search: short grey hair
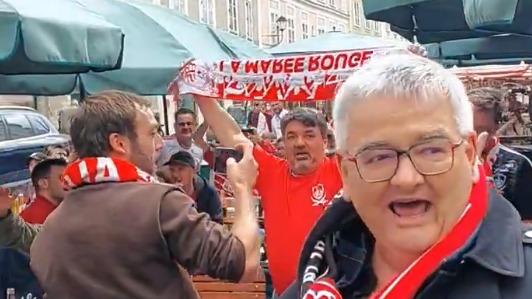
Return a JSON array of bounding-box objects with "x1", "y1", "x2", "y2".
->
[{"x1": 333, "y1": 54, "x2": 473, "y2": 153}]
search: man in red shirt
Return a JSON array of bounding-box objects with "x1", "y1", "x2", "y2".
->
[
  {"x1": 20, "y1": 159, "x2": 67, "y2": 224},
  {"x1": 186, "y1": 95, "x2": 342, "y2": 295}
]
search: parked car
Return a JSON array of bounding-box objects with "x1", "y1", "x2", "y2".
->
[{"x1": 0, "y1": 106, "x2": 70, "y2": 188}]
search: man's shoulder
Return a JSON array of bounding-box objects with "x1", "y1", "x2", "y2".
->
[
  {"x1": 71, "y1": 182, "x2": 186, "y2": 201},
  {"x1": 496, "y1": 145, "x2": 532, "y2": 169}
]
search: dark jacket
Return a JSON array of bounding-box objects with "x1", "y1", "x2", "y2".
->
[
  {"x1": 194, "y1": 175, "x2": 223, "y2": 224},
  {"x1": 492, "y1": 144, "x2": 532, "y2": 219},
  {"x1": 30, "y1": 182, "x2": 245, "y2": 299},
  {"x1": 280, "y1": 190, "x2": 532, "y2": 299}
]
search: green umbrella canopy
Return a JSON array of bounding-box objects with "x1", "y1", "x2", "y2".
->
[
  {"x1": 78, "y1": 0, "x2": 271, "y2": 95},
  {"x1": 426, "y1": 34, "x2": 532, "y2": 66},
  {"x1": 0, "y1": 0, "x2": 270, "y2": 96},
  {"x1": 363, "y1": 0, "x2": 532, "y2": 44},
  {"x1": 268, "y1": 31, "x2": 409, "y2": 56},
  {"x1": 210, "y1": 28, "x2": 271, "y2": 59},
  {"x1": 0, "y1": 0, "x2": 124, "y2": 75}
]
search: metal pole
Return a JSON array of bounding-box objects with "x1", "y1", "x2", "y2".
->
[{"x1": 162, "y1": 95, "x2": 170, "y2": 136}]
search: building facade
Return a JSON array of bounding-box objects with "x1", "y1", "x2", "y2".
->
[
  {"x1": 151, "y1": 0, "x2": 262, "y2": 45},
  {"x1": 350, "y1": 0, "x2": 404, "y2": 40},
  {"x1": 258, "y1": 0, "x2": 351, "y2": 47},
  {"x1": 148, "y1": 0, "x2": 403, "y2": 48}
]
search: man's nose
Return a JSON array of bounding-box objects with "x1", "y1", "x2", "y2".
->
[
  {"x1": 294, "y1": 136, "x2": 306, "y2": 146},
  {"x1": 389, "y1": 155, "x2": 424, "y2": 190},
  {"x1": 155, "y1": 133, "x2": 164, "y2": 150}
]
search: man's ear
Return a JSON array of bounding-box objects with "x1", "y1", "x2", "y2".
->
[
  {"x1": 465, "y1": 132, "x2": 478, "y2": 166},
  {"x1": 108, "y1": 133, "x2": 131, "y2": 156},
  {"x1": 465, "y1": 132, "x2": 481, "y2": 183},
  {"x1": 336, "y1": 154, "x2": 351, "y2": 201},
  {"x1": 38, "y1": 178, "x2": 49, "y2": 191}
]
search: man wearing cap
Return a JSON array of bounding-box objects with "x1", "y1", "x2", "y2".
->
[{"x1": 165, "y1": 151, "x2": 223, "y2": 224}]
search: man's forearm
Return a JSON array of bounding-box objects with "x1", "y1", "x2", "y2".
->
[
  {"x1": 192, "y1": 121, "x2": 210, "y2": 151},
  {"x1": 0, "y1": 212, "x2": 41, "y2": 253},
  {"x1": 230, "y1": 186, "x2": 260, "y2": 282},
  {"x1": 195, "y1": 95, "x2": 250, "y2": 147}
]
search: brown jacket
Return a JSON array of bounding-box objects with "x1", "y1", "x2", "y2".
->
[{"x1": 30, "y1": 182, "x2": 245, "y2": 299}]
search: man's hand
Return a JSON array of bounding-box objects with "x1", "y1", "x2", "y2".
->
[
  {"x1": 0, "y1": 188, "x2": 14, "y2": 218},
  {"x1": 476, "y1": 131, "x2": 489, "y2": 161},
  {"x1": 407, "y1": 44, "x2": 428, "y2": 57},
  {"x1": 226, "y1": 143, "x2": 258, "y2": 193}
]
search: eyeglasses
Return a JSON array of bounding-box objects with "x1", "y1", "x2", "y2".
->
[{"x1": 346, "y1": 139, "x2": 464, "y2": 183}]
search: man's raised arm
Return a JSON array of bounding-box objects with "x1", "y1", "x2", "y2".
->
[
  {"x1": 168, "y1": 68, "x2": 251, "y2": 148},
  {"x1": 0, "y1": 188, "x2": 41, "y2": 253},
  {"x1": 194, "y1": 95, "x2": 251, "y2": 148}
]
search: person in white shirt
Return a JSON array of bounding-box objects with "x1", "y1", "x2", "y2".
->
[
  {"x1": 271, "y1": 103, "x2": 288, "y2": 139},
  {"x1": 157, "y1": 108, "x2": 204, "y2": 168}
]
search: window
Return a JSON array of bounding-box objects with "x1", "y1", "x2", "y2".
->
[
  {"x1": 244, "y1": 0, "x2": 253, "y2": 40},
  {"x1": 328, "y1": 20, "x2": 336, "y2": 32},
  {"x1": 365, "y1": 19, "x2": 371, "y2": 29},
  {"x1": 375, "y1": 22, "x2": 381, "y2": 33},
  {"x1": 4, "y1": 114, "x2": 34, "y2": 140},
  {"x1": 27, "y1": 115, "x2": 50, "y2": 136},
  {"x1": 317, "y1": 17, "x2": 326, "y2": 35},
  {"x1": 286, "y1": 6, "x2": 295, "y2": 42},
  {"x1": 0, "y1": 119, "x2": 7, "y2": 141},
  {"x1": 337, "y1": 24, "x2": 345, "y2": 32},
  {"x1": 171, "y1": 0, "x2": 187, "y2": 13},
  {"x1": 269, "y1": 0, "x2": 280, "y2": 33},
  {"x1": 329, "y1": 0, "x2": 335, "y2": 8},
  {"x1": 227, "y1": 0, "x2": 238, "y2": 33},
  {"x1": 301, "y1": 12, "x2": 309, "y2": 39},
  {"x1": 199, "y1": 0, "x2": 215, "y2": 26},
  {"x1": 353, "y1": 1, "x2": 361, "y2": 27}
]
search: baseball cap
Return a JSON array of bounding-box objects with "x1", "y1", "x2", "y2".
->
[
  {"x1": 164, "y1": 151, "x2": 196, "y2": 168},
  {"x1": 27, "y1": 152, "x2": 47, "y2": 165}
]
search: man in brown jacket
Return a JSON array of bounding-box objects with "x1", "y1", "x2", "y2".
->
[{"x1": 0, "y1": 90, "x2": 260, "y2": 299}]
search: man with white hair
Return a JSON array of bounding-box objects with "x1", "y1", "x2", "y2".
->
[{"x1": 280, "y1": 54, "x2": 532, "y2": 299}]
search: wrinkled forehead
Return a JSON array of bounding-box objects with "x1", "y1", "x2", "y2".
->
[
  {"x1": 340, "y1": 94, "x2": 460, "y2": 151},
  {"x1": 135, "y1": 104, "x2": 158, "y2": 128}
]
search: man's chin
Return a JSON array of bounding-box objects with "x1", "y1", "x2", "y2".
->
[{"x1": 291, "y1": 162, "x2": 317, "y2": 175}]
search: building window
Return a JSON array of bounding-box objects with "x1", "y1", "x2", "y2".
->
[
  {"x1": 365, "y1": 19, "x2": 371, "y2": 30},
  {"x1": 374, "y1": 21, "x2": 381, "y2": 33},
  {"x1": 328, "y1": 20, "x2": 336, "y2": 32},
  {"x1": 199, "y1": 0, "x2": 215, "y2": 26},
  {"x1": 227, "y1": 0, "x2": 238, "y2": 33},
  {"x1": 317, "y1": 17, "x2": 326, "y2": 35},
  {"x1": 172, "y1": 0, "x2": 187, "y2": 13},
  {"x1": 244, "y1": 0, "x2": 253, "y2": 40},
  {"x1": 286, "y1": 6, "x2": 295, "y2": 42},
  {"x1": 353, "y1": 1, "x2": 361, "y2": 27},
  {"x1": 329, "y1": 0, "x2": 335, "y2": 8},
  {"x1": 269, "y1": 0, "x2": 280, "y2": 34},
  {"x1": 301, "y1": 11, "x2": 309, "y2": 39},
  {"x1": 337, "y1": 24, "x2": 345, "y2": 32}
]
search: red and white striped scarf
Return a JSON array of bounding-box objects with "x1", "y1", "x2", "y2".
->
[
  {"x1": 302, "y1": 165, "x2": 489, "y2": 299},
  {"x1": 63, "y1": 157, "x2": 156, "y2": 189}
]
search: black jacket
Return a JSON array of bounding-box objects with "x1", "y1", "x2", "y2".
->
[
  {"x1": 280, "y1": 190, "x2": 532, "y2": 299},
  {"x1": 492, "y1": 144, "x2": 532, "y2": 219},
  {"x1": 193, "y1": 175, "x2": 223, "y2": 224}
]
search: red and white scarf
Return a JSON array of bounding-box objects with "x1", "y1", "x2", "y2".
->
[
  {"x1": 63, "y1": 157, "x2": 156, "y2": 189},
  {"x1": 302, "y1": 166, "x2": 489, "y2": 299}
]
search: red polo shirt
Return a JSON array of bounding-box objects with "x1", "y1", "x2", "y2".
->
[
  {"x1": 20, "y1": 195, "x2": 57, "y2": 224},
  {"x1": 254, "y1": 146, "x2": 342, "y2": 293}
]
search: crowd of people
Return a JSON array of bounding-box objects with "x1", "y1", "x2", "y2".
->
[{"x1": 0, "y1": 49, "x2": 532, "y2": 299}]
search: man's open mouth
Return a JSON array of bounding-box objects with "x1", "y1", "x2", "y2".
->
[
  {"x1": 295, "y1": 152, "x2": 310, "y2": 161},
  {"x1": 389, "y1": 199, "x2": 431, "y2": 217}
]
